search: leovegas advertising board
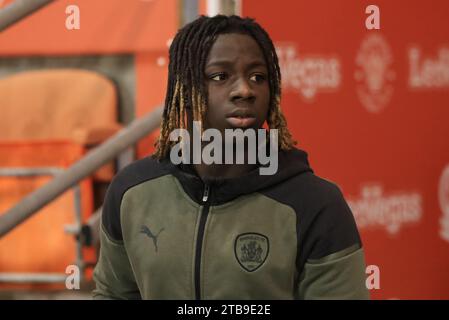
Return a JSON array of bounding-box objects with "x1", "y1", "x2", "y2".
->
[{"x1": 243, "y1": 0, "x2": 449, "y2": 299}]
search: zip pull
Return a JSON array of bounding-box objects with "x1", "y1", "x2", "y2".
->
[{"x1": 202, "y1": 184, "x2": 210, "y2": 202}]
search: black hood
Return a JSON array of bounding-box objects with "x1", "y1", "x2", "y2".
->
[{"x1": 163, "y1": 147, "x2": 313, "y2": 205}]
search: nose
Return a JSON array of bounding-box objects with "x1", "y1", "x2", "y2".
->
[{"x1": 230, "y1": 77, "x2": 255, "y2": 102}]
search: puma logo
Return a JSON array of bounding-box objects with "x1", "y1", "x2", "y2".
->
[{"x1": 140, "y1": 225, "x2": 164, "y2": 252}]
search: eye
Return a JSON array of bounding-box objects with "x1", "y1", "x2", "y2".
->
[
  {"x1": 209, "y1": 73, "x2": 227, "y2": 82},
  {"x1": 250, "y1": 73, "x2": 266, "y2": 83}
]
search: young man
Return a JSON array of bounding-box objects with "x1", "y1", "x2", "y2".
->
[{"x1": 93, "y1": 15, "x2": 369, "y2": 300}]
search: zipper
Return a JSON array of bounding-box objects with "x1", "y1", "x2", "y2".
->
[{"x1": 194, "y1": 183, "x2": 211, "y2": 300}]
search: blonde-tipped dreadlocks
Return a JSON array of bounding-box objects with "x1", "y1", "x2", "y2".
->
[{"x1": 154, "y1": 15, "x2": 296, "y2": 160}]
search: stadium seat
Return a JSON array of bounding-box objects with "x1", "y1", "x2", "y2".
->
[{"x1": 0, "y1": 69, "x2": 121, "y2": 288}]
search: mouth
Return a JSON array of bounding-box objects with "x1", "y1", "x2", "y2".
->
[{"x1": 226, "y1": 109, "x2": 256, "y2": 128}]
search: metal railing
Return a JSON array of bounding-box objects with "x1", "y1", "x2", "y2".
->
[
  {"x1": 0, "y1": 0, "x2": 164, "y2": 284},
  {"x1": 0, "y1": 0, "x2": 54, "y2": 32},
  {"x1": 0, "y1": 106, "x2": 162, "y2": 284},
  {"x1": 0, "y1": 106, "x2": 163, "y2": 238},
  {"x1": 0, "y1": 167, "x2": 85, "y2": 283}
]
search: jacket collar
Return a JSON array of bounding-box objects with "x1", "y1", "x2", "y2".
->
[{"x1": 161, "y1": 147, "x2": 313, "y2": 205}]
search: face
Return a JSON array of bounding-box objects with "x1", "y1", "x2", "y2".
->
[{"x1": 203, "y1": 33, "x2": 270, "y2": 133}]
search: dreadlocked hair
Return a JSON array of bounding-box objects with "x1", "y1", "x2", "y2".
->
[{"x1": 154, "y1": 14, "x2": 296, "y2": 160}]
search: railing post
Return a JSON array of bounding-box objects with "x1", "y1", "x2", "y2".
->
[
  {"x1": 0, "y1": 106, "x2": 163, "y2": 237},
  {"x1": 0, "y1": 0, "x2": 54, "y2": 32}
]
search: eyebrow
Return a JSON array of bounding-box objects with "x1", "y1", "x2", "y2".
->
[{"x1": 205, "y1": 60, "x2": 267, "y2": 70}]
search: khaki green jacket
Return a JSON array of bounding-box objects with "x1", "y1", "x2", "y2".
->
[{"x1": 93, "y1": 148, "x2": 369, "y2": 300}]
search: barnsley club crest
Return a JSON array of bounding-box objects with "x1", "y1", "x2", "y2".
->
[{"x1": 234, "y1": 233, "x2": 269, "y2": 272}]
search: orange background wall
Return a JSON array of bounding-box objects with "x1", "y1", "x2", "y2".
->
[
  {"x1": 2, "y1": 0, "x2": 449, "y2": 299},
  {"x1": 0, "y1": 0, "x2": 179, "y2": 157},
  {"x1": 0, "y1": 0, "x2": 178, "y2": 283},
  {"x1": 242, "y1": 0, "x2": 449, "y2": 299}
]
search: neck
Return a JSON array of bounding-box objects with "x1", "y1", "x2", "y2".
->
[
  {"x1": 193, "y1": 162, "x2": 258, "y2": 181},
  {"x1": 191, "y1": 139, "x2": 261, "y2": 180}
]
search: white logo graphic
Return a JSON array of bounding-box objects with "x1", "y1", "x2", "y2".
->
[
  {"x1": 409, "y1": 46, "x2": 449, "y2": 89},
  {"x1": 439, "y1": 164, "x2": 449, "y2": 243},
  {"x1": 348, "y1": 184, "x2": 422, "y2": 235},
  {"x1": 355, "y1": 34, "x2": 395, "y2": 113},
  {"x1": 276, "y1": 44, "x2": 341, "y2": 101}
]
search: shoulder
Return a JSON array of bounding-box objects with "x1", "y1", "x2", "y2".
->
[
  {"x1": 109, "y1": 156, "x2": 169, "y2": 194},
  {"x1": 101, "y1": 156, "x2": 170, "y2": 241},
  {"x1": 297, "y1": 172, "x2": 343, "y2": 198},
  {"x1": 261, "y1": 171, "x2": 348, "y2": 214},
  {"x1": 261, "y1": 171, "x2": 361, "y2": 260}
]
